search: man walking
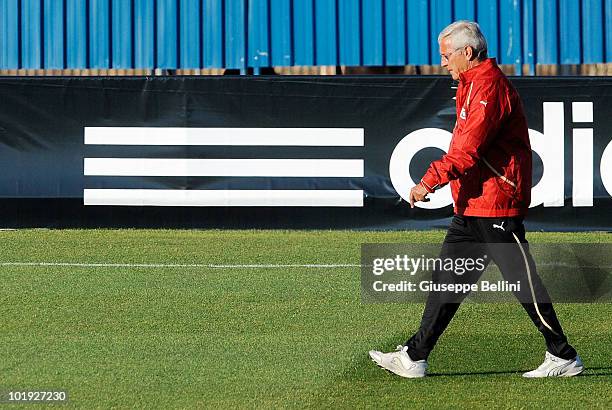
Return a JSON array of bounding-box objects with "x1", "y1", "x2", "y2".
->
[{"x1": 369, "y1": 21, "x2": 583, "y2": 378}]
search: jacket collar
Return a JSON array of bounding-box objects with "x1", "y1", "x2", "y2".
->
[{"x1": 458, "y1": 58, "x2": 497, "y2": 83}]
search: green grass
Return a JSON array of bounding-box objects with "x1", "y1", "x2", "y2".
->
[{"x1": 0, "y1": 229, "x2": 611, "y2": 408}]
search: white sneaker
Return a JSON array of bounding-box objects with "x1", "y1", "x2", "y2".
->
[
  {"x1": 523, "y1": 352, "x2": 584, "y2": 378},
  {"x1": 369, "y1": 345, "x2": 428, "y2": 378}
]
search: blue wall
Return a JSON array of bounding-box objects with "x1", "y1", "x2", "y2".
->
[{"x1": 1, "y1": 0, "x2": 610, "y2": 72}]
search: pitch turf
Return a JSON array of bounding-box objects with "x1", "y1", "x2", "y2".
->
[{"x1": 1, "y1": 229, "x2": 611, "y2": 408}]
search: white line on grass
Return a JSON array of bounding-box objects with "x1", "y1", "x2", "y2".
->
[
  {"x1": 0, "y1": 262, "x2": 361, "y2": 269},
  {"x1": 0, "y1": 262, "x2": 606, "y2": 270}
]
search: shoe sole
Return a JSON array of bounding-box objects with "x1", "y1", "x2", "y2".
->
[{"x1": 523, "y1": 363, "x2": 585, "y2": 378}]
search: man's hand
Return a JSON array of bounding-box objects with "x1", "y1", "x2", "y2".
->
[{"x1": 409, "y1": 184, "x2": 430, "y2": 208}]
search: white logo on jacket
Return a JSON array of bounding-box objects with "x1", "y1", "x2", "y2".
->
[{"x1": 460, "y1": 107, "x2": 467, "y2": 120}]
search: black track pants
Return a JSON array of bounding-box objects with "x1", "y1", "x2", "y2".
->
[{"x1": 404, "y1": 215, "x2": 577, "y2": 361}]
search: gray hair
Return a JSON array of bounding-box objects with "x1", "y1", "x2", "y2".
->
[{"x1": 438, "y1": 21, "x2": 488, "y2": 60}]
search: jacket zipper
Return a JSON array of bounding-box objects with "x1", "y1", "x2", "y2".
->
[{"x1": 466, "y1": 82, "x2": 474, "y2": 107}]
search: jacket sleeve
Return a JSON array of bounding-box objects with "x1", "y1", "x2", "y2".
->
[{"x1": 420, "y1": 80, "x2": 508, "y2": 192}]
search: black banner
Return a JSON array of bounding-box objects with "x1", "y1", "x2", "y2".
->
[{"x1": 0, "y1": 76, "x2": 610, "y2": 230}]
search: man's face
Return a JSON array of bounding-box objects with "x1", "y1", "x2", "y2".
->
[{"x1": 439, "y1": 37, "x2": 468, "y2": 80}]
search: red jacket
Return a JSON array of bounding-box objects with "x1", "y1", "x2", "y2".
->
[{"x1": 420, "y1": 58, "x2": 532, "y2": 217}]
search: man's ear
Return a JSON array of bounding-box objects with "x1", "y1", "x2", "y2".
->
[{"x1": 465, "y1": 46, "x2": 475, "y2": 61}]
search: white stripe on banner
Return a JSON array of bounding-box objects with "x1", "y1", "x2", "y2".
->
[
  {"x1": 84, "y1": 127, "x2": 364, "y2": 146},
  {"x1": 83, "y1": 189, "x2": 364, "y2": 207},
  {"x1": 84, "y1": 158, "x2": 364, "y2": 177}
]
